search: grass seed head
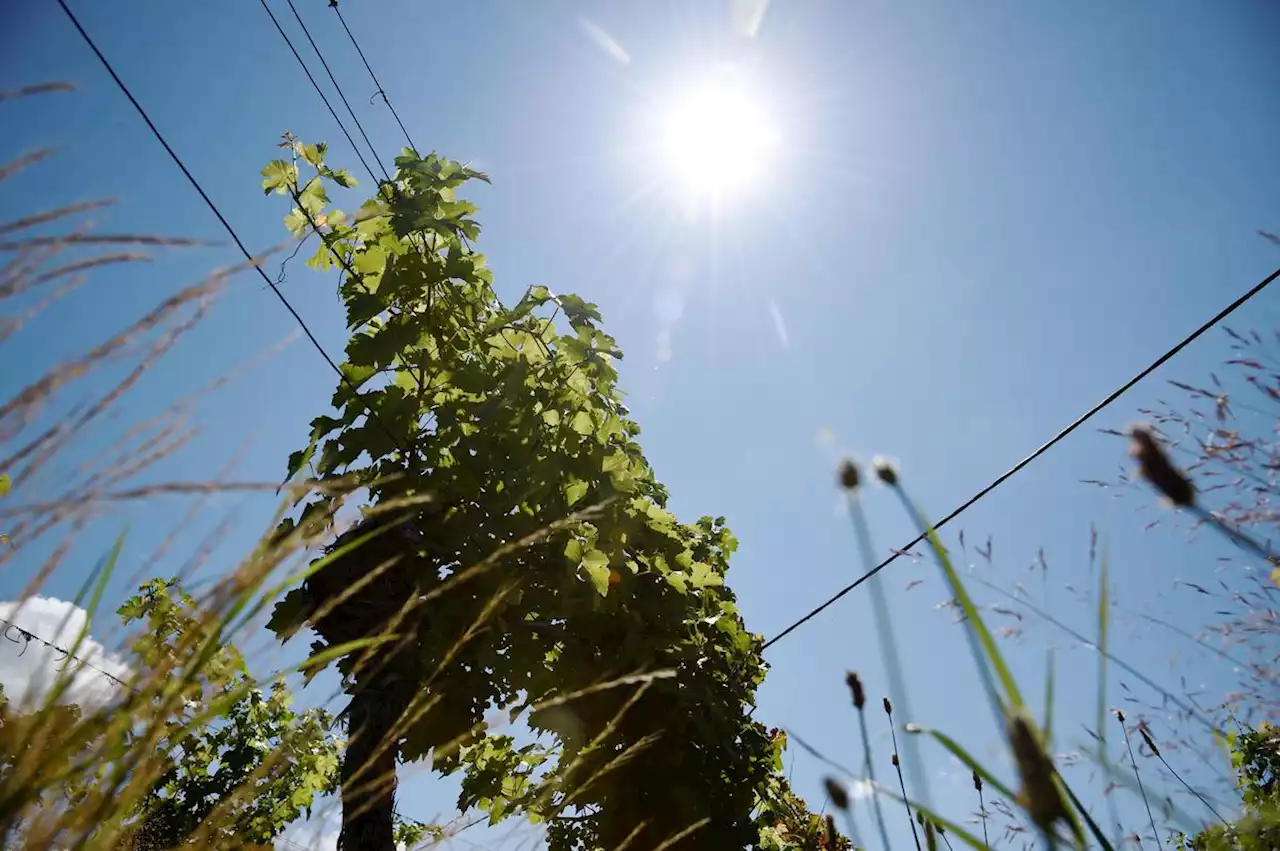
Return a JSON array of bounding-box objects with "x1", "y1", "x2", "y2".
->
[
  {"x1": 838, "y1": 458, "x2": 861, "y2": 491},
  {"x1": 1008, "y1": 710, "x2": 1073, "y2": 839},
  {"x1": 883, "y1": 696, "x2": 893, "y2": 715},
  {"x1": 824, "y1": 777, "x2": 850, "y2": 811},
  {"x1": 972, "y1": 769, "x2": 983, "y2": 791},
  {"x1": 873, "y1": 456, "x2": 899, "y2": 486},
  {"x1": 845, "y1": 671, "x2": 866, "y2": 709},
  {"x1": 1139, "y1": 726, "x2": 1161, "y2": 757},
  {"x1": 1128, "y1": 424, "x2": 1195, "y2": 507}
]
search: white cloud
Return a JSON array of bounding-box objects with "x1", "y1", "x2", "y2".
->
[{"x1": 0, "y1": 596, "x2": 130, "y2": 709}]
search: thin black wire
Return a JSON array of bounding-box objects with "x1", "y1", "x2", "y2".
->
[
  {"x1": 255, "y1": 0, "x2": 381, "y2": 188},
  {"x1": 762, "y1": 265, "x2": 1280, "y2": 651},
  {"x1": 297, "y1": 7, "x2": 561, "y2": 379},
  {"x1": 278, "y1": 2, "x2": 560, "y2": 384},
  {"x1": 314, "y1": 1, "x2": 474, "y2": 372},
  {"x1": 328, "y1": 1, "x2": 418, "y2": 154},
  {"x1": 0, "y1": 615, "x2": 130, "y2": 689},
  {"x1": 257, "y1": 0, "x2": 473, "y2": 398},
  {"x1": 270, "y1": 6, "x2": 576, "y2": 472},
  {"x1": 282, "y1": 0, "x2": 392, "y2": 185},
  {"x1": 266, "y1": 0, "x2": 597, "y2": 573},
  {"x1": 269, "y1": 0, "x2": 515, "y2": 440},
  {"x1": 53, "y1": 0, "x2": 409, "y2": 462}
]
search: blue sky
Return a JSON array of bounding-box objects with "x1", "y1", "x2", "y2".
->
[{"x1": 2, "y1": 0, "x2": 1279, "y2": 847}]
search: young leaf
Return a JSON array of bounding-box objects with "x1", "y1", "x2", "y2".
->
[
  {"x1": 262, "y1": 159, "x2": 299, "y2": 195},
  {"x1": 324, "y1": 167, "x2": 357, "y2": 188},
  {"x1": 284, "y1": 208, "x2": 309, "y2": 237},
  {"x1": 301, "y1": 142, "x2": 326, "y2": 167},
  {"x1": 298, "y1": 177, "x2": 329, "y2": 216}
]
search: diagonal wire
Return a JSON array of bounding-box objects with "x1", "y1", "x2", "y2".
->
[
  {"x1": 256, "y1": 0, "x2": 478, "y2": 398},
  {"x1": 282, "y1": 0, "x2": 392, "y2": 184},
  {"x1": 53, "y1": 0, "x2": 410, "y2": 461},
  {"x1": 316, "y1": 4, "x2": 560, "y2": 373},
  {"x1": 255, "y1": 0, "x2": 381, "y2": 188},
  {"x1": 264, "y1": 0, "x2": 560, "y2": 391},
  {"x1": 762, "y1": 265, "x2": 1280, "y2": 651},
  {"x1": 274, "y1": 0, "x2": 505, "y2": 356},
  {"x1": 327, "y1": 0, "x2": 418, "y2": 154}
]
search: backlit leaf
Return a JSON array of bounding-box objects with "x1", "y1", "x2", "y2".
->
[
  {"x1": 261, "y1": 159, "x2": 298, "y2": 195},
  {"x1": 564, "y1": 476, "x2": 589, "y2": 507},
  {"x1": 581, "y1": 549, "x2": 611, "y2": 596},
  {"x1": 690, "y1": 562, "x2": 723, "y2": 589}
]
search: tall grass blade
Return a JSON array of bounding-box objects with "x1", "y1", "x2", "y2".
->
[
  {"x1": 1043, "y1": 647, "x2": 1055, "y2": 746},
  {"x1": 891, "y1": 483, "x2": 1022, "y2": 723},
  {"x1": 964, "y1": 572, "x2": 1216, "y2": 736},
  {"x1": 1095, "y1": 549, "x2": 1123, "y2": 847},
  {"x1": 41, "y1": 529, "x2": 125, "y2": 711},
  {"x1": 904, "y1": 726, "x2": 1018, "y2": 802},
  {"x1": 848, "y1": 492, "x2": 931, "y2": 807},
  {"x1": 1057, "y1": 769, "x2": 1118, "y2": 851}
]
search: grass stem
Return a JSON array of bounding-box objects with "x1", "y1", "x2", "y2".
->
[
  {"x1": 847, "y1": 490, "x2": 932, "y2": 807},
  {"x1": 1138, "y1": 726, "x2": 1229, "y2": 827},
  {"x1": 1118, "y1": 711, "x2": 1163, "y2": 851},
  {"x1": 973, "y1": 771, "x2": 990, "y2": 851},
  {"x1": 886, "y1": 698, "x2": 922, "y2": 851}
]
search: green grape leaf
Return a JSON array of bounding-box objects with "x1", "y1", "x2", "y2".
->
[
  {"x1": 261, "y1": 159, "x2": 299, "y2": 195},
  {"x1": 581, "y1": 549, "x2": 611, "y2": 596},
  {"x1": 690, "y1": 562, "x2": 723, "y2": 589},
  {"x1": 564, "y1": 476, "x2": 589, "y2": 508},
  {"x1": 570, "y1": 410, "x2": 594, "y2": 436},
  {"x1": 266, "y1": 587, "x2": 315, "y2": 640},
  {"x1": 284, "y1": 208, "x2": 309, "y2": 237},
  {"x1": 300, "y1": 142, "x2": 327, "y2": 167}
]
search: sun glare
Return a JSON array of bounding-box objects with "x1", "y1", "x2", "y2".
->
[{"x1": 658, "y1": 70, "x2": 778, "y2": 198}]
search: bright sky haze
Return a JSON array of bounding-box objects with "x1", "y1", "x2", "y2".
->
[{"x1": 2, "y1": 1, "x2": 1279, "y2": 847}]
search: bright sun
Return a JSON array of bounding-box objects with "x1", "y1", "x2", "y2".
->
[{"x1": 658, "y1": 70, "x2": 779, "y2": 199}]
